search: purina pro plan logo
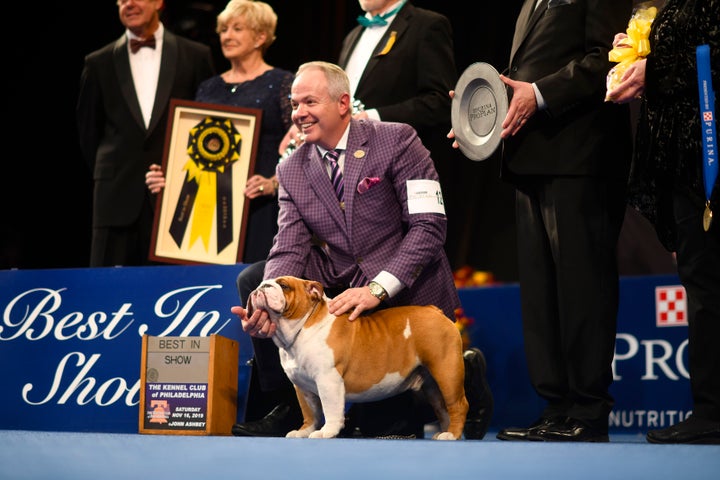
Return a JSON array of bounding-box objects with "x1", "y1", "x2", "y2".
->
[{"x1": 655, "y1": 285, "x2": 688, "y2": 327}]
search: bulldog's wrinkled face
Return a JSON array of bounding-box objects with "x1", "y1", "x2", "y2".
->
[{"x1": 248, "y1": 276, "x2": 325, "y2": 321}]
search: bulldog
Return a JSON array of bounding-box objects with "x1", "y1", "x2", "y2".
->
[{"x1": 247, "y1": 275, "x2": 469, "y2": 440}]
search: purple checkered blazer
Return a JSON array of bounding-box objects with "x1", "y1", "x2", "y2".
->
[{"x1": 264, "y1": 119, "x2": 460, "y2": 319}]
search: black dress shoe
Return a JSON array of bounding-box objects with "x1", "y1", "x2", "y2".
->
[
  {"x1": 531, "y1": 418, "x2": 609, "y2": 442},
  {"x1": 496, "y1": 416, "x2": 566, "y2": 441},
  {"x1": 646, "y1": 415, "x2": 720, "y2": 444},
  {"x1": 231, "y1": 403, "x2": 303, "y2": 437},
  {"x1": 338, "y1": 403, "x2": 423, "y2": 439},
  {"x1": 462, "y1": 347, "x2": 494, "y2": 440}
]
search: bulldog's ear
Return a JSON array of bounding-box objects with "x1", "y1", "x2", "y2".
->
[{"x1": 307, "y1": 280, "x2": 324, "y2": 300}]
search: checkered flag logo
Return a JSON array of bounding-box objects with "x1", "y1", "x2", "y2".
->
[
  {"x1": 655, "y1": 285, "x2": 688, "y2": 327},
  {"x1": 703, "y1": 111, "x2": 713, "y2": 122}
]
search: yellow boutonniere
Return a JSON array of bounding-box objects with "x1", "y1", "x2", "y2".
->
[{"x1": 378, "y1": 31, "x2": 397, "y2": 56}]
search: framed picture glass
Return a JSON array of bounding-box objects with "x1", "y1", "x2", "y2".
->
[{"x1": 150, "y1": 99, "x2": 263, "y2": 265}]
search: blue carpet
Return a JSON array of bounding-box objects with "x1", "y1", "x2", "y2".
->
[{"x1": 1, "y1": 430, "x2": 717, "y2": 479}]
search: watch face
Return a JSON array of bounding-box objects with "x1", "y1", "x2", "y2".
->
[{"x1": 369, "y1": 282, "x2": 385, "y2": 299}]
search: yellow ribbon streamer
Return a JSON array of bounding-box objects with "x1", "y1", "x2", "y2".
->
[
  {"x1": 607, "y1": 7, "x2": 657, "y2": 94},
  {"x1": 183, "y1": 160, "x2": 218, "y2": 251}
]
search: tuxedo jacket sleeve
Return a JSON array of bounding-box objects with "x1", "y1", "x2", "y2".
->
[
  {"x1": 76, "y1": 30, "x2": 215, "y2": 227},
  {"x1": 265, "y1": 119, "x2": 460, "y2": 318},
  {"x1": 338, "y1": 3, "x2": 456, "y2": 135},
  {"x1": 503, "y1": 0, "x2": 633, "y2": 178}
]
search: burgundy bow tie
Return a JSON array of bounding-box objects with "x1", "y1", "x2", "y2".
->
[{"x1": 130, "y1": 36, "x2": 156, "y2": 54}]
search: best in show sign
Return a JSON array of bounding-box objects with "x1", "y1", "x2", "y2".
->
[
  {"x1": 0, "y1": 265, "x2": 252, "y2": 433},
  {"x1": 0, "y1": 266, "x2": 691, "y2": 434}
]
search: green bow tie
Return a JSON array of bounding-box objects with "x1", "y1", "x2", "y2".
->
[{"x1": 356, "y1": 1, "x2": 405, "y2": 28}]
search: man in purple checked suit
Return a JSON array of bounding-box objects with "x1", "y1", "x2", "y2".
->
[{"x1": 230, "y1": 61, "x2": 492, "y2": 440}]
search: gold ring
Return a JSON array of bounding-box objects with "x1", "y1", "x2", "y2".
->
[{"x1": 259, "y1": 185, "x2": 264, "y2": 193}]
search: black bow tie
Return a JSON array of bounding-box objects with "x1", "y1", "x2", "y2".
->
[{"x1": 130, "y1": 36, "x2": 156, "y2": 54}]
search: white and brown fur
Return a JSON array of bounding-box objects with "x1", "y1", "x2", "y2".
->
[{"x1": 247, "y1": 275, "x2": 469, "y2": 440}]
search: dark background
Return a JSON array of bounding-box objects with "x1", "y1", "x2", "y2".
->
[{"x1": 3, "y1": 0, "x2": 673, "y2": 280}]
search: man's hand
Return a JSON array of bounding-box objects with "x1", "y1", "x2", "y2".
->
[
  {"x1": 605, "y1": 58, "x2": 647, "y2": 104},
  {"x1": 446, "y1": 90, "x2": 460, "y2": 149},
  {"x1": 231, "y1": 305, "x2": 276, "y2": 338},
  {"x1": 326, "y1": 287, "x2": 380, "y2": 321},
  {"x1": 145, "y1": 164, "x2": 165, "y2": 194},
  {"x1": 499, "y1": 75, "x2": 537, "y2": 139}
]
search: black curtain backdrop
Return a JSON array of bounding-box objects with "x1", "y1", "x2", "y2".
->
[{"x1": 2, "y1": 1, "x2": 525, "y2": 280}]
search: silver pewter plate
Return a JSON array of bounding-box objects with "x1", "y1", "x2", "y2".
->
[{"x1": 451, "y1": 62, "x2": 508, "y2": 161}]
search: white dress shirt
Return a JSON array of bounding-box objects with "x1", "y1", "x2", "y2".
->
[{"x1": 128, "y1": 24, "x2": 163, "y2": 128}]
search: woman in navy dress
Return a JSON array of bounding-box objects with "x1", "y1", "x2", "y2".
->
[{"x1": 147, "y1": 0, "x2": 293, "y2": 262}]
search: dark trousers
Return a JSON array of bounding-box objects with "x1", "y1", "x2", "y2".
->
[
  {"x1": 515, "y1": 175, "x2": 626, "y2": 431},
  {"x1": 672, "y1": 190, "x2": 720, "y2": 421},
  {"x1": 89, "y1": 197, "x2": 157, "y2": 267}
]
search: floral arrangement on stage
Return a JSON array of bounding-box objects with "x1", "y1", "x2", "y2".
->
[{"x1": 453, "y1": 266, "x2": 496, "y2": 350}]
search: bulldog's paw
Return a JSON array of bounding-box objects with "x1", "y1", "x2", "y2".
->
[
  {"x1": 286, "y1": 427, "x2": 314, "y2": 438},
  {"x1": 433, "y1": 431, "x2": 459, "y2": 441},
  {"x1": 306, "y1": 423, "x2": 343, "y2": 439}
]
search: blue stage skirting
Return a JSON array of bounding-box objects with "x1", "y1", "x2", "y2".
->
[{"x1": 0, "y1": 265, "x2": 690, "y2": 434}]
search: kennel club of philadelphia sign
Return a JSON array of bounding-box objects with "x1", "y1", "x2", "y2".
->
[{"x1": 0, "y1": 265, "x2": 252, "y2": 433}]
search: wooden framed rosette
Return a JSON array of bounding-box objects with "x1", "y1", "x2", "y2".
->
[{"x1": 150, "y1": 99, "x2": 262, "y2": 265}]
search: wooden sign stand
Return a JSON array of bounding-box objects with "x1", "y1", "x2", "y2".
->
[{"x1": 138, "y1": 334, "x2": 239, "y2": 436}]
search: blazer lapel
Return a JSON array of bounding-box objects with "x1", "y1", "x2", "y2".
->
[
  {"x1": 113, "y1": 36, "x2": 145, "y2": 131},
  {"x1": 510, "y1": 0, "x2": 547, "y2": 63},
  {"x1": 304, "y1": 148, "x2": 347, "y2": 229},
  {"x1": 148, "y1": 31, "x2": 177, "y2": 135},
  {"x1": 342, "y1": 121, "x2": 371, "y2": 237},
  {"x1": 338, "y1": 26, "x2": 363, "y2": 69}
]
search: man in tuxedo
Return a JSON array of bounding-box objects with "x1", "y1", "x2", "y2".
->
[
  {"x1": 338, "y1": 0, "x2": 469, "y2": 269},
  {"x1": 76, "y1": 0, "x2": 214, "y2": 267},
  {"x1": 230, "y1": 61, "x2": 493, "y2": 439},
  {"x1": 489, "y1": 0, "x2": 634, "y2": 442}
]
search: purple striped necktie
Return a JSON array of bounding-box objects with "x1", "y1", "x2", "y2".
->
[{"x1": 325, "y1": 149, "x2": 345, "y2": 206}]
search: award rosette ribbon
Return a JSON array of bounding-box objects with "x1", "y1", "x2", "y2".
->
[
  {"x1": 606, "y1": 5, "x2": 657, "y2": 100},
  {"x1": 169, "y1": 116, "x2": 241, "y2": 253}
]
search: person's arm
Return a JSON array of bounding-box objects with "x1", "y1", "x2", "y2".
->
[
  {"x1": 263, "y1": 166, "x2": 314, "y2": 281},
  {"x1": 533, "y1": 0, "x2": 633, "y2": 116},
  {"x1": 327, "y1": 124, "x2": 447, "y2": 320}
]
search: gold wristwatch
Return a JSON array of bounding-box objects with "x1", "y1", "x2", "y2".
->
[{"x1": 367, "y1": 281, "x2": 388, "y2": 301}]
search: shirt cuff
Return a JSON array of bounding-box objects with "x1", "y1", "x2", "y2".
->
[
  {"x1": 532, "y1": 82, "x2": 546, "y2": 111},
  {"x1": 372, "y1": 271, "x2": 402, "y2": 298}
]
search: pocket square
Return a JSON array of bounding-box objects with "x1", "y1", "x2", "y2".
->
[
  {"x1": 548, "y1": 0, "x2": 574, "y2": 7},
  {"x1": 357, "y1": 176, "x2": 381, "y2": 194}
]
